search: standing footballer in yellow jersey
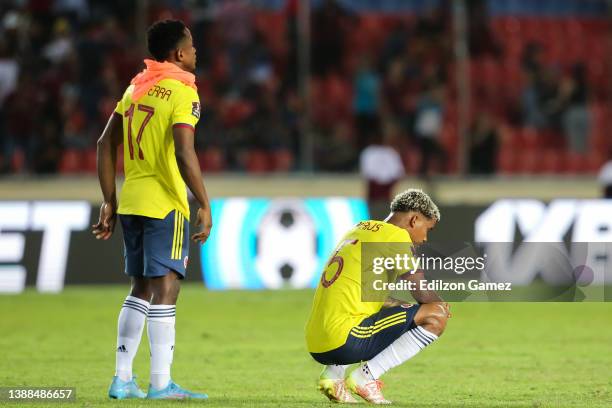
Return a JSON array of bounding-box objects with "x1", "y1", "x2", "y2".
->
[
  {"x1": 92, "y1": 20, "x2": 210, "y2": 400},
  {"x1": 305, "y1": 189, "x2": 451, "y2": 404}
]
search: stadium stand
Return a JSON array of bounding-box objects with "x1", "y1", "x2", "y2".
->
[{"x1": 0, "y1": 0, "x2": 609, "y2": 175}]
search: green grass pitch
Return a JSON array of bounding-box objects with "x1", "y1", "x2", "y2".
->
[{"x1": 0, "y1": 284, "x2": 611, "y2": 407}]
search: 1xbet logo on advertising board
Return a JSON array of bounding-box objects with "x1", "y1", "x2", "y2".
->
[
  {"x1": 0, "y1": 201, "x2": 90, "y2": 293},
  {"x1": 476, "y1": 199, "x2": 612, "y2": 285}
]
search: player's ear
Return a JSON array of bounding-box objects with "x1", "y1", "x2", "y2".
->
[{"x1": 408, "y1": 213, "x2": 419, "y2": 228}]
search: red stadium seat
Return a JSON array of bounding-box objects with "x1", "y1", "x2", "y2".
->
[
  {"x1": 245, "y1": 150, "x2": 270, "y2": 173},
  {"x1": 59, "y1": 149, "x2": 81, "y2": 174},
  {"x1": 272, "y1": 149, "x2": 294, "y2": 172},
  {"x1": 564, "y1": 152, "x2": 587, "y2": 174},
  {"x1": 517, "y1": 147, "x2": 539, "y2": 174},
  {"x1": 586, "y1": 151, "x2": 606, "y2": 173},
  {"x1": 220, "y1": 100, "x2": 255, "y2": 127},
  {"x1": 10, "y1": 148, "x2": 25, "y2": 173},
  {"x1": 254, "y1": 12, "x2": 287, "y2": 57},
  {"x1": 198, "y1": 148, "x2": 225, "y2": 172},
  {"x1": 497, "y1": 149, "x2": 517, "y2": 174},
  {"x1": 517, "y1": 128, "x2": 539, "y2": 149},
  {"x1": 540, "y1": 149, "x2": 564, "y2": 174},
  {"x1": 82, "y1": 148, "x2": 97, "y2": 174}
]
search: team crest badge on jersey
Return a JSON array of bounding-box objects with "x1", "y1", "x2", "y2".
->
[
  {"x1": 191, "y1": 102, "x2": 201, "y2": 119},
  {"x1": 184, "y1": 256, "x2": 189, "y2": 269}
]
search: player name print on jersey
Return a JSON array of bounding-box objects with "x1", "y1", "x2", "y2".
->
[
  {"x1": 356, "y1": 221, "x2": 383, "y2": 232},
  {"x1": 147, "y1": 85, "x2": 172, "y2": 101}
]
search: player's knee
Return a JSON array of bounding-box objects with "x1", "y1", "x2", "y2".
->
[
  {"x1": 151, "y1": 286, "x2": 178, "y2": 304},
  {"x1": 416, "y1": 302, "x2": 449, "y2": 337},
  {"x1": 130, "y1": 280, "x2": 152, "y2": 302},
  {"x1": 150, "y1": 274, "x2": 180, "y2": 304},
  {"x1": 421, "y1": 313, "x2": 447, "y2": 337}
]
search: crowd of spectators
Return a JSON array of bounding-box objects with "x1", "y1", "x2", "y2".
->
[
  {"x1": 520, "y1": 42, "x2": 591, "y2": 153},
  {"x1": 0, "y1": 0, "x2": 609, "y2": 175}
]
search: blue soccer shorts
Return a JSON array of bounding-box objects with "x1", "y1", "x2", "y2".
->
[
  {"x1": 119, "y1": 209, "x2": 189, "y2": 279},
  {"x1": 310, "y1": 304, "x2": 421, "y2": 365}
]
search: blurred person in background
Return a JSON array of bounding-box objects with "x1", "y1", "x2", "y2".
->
[
  {"x1": 0, "y1": 37, "x2": 18, "y2": 172},
  {"x1": 468, "y1": 112, "x2": 499, "y2": 175},
  {"x1": 33, "y1": 117, "x2": 62, "y2": 173},
  {"x1": 359, "y1": 121, "x2": 405, "y2": 220},
  {"x1": 466, "y1": 0, "x2": 501, "y2": 58},
  {"x1": 60, "y1": 83, "x2": 88, "y2": 149},
  {"x1": 521, "y1": 43, "x2": 565, "y2": 135},
  {"x1": 353, "y1": 55, "x2": 380, "y2": 150},
  {"x1": 552, "y1": 64, "x2": 590, "y2": 153},
  {"x1": 381, "y1": 58, "x2": 412, "y2": 123},
  {"x1": 381, "y1": 57, "x2": 414, "y2": 134},
  {"x1": 379, "y1": 22, "x2": 409, "y2": 73},
  {"x1": 414, "y1": 82, "x2": 446, "y2": 176},
  {"x1": 2, "y1": 72, "x2": 43, "y2": 173},
  {"x1": 244, "y1": 82, "x2": 291, "y2": 155},
  {"x1": 214, "y1": 0, "x2": 254, "y2": 94},
  {"x1": 42, "y1": 18, "x2": 74, "y2": 65},
  {"x1": 284, "y1": 0, "x2": 299, "y2": 92},
  {"x1": 315, "y1": 121, "x2": 358, "y2": 172},
  {"x1": 310, "y1": 0, "x2": 355, "y2": 77},
  {"x1": 521, "y1": 43, "x2": 552, "y2": 131}
]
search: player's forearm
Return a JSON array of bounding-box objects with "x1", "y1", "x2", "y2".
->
[
  {"x1": 400, "y1": 272, "x2": 445, "y2": 304},
  {"x1": 175, "y1": 149, "x2": 209, "y2": 209},
  {"x1": 411, "y1": 287, "x2": 444, "y2": 304},
  {"x1": 96, "y1": 139, "x2": 117, "y2": 204},
  {"x1": 96, "y1": 115, "x2": 120, "y2": 205}
]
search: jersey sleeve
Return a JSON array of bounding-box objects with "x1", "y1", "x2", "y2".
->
[
  {"x1": 172, "y1": 86, "x2": 201, "y2": 131},
  {"x1": 114, "y1": 96, "x2": 124, "y2": 116},
  {"x1": 114, "y1": 85, "x2": 134, "y2": 116}
]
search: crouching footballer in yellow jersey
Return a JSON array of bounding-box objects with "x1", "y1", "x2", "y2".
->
[{"x1": 305, "y1": 189, "x2": 451, "y2": 404}]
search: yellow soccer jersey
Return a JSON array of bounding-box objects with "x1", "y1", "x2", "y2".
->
[
  {"x1": 114, "y1": 78, "x2": 201, "y2": 219},
  {"x1": 305, "y1": 220, "x2": 413, "y2": 353}
]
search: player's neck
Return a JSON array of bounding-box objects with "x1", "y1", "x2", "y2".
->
[
  {"x1": 383, "y1": 212, "x2": 405, "y2": 229},
  {"x1": 165, "y1": 59, "x2": 190, "y2": 73}
]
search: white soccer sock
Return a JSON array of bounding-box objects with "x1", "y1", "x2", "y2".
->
[
  {"x1": 366, "y1": 326, "x2": 438, "y2": 379},
  {"x1": 322, "y1": 364, "x2": 350, "y2": 379},
  {"x1": 115, "y1": 296, "x2": 150, "y2": 382},
  {"x1": 147, "y1": 305, "x2": 176, "y2": 390}
]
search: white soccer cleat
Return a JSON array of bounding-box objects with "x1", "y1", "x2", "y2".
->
[
  {"x1": 318, "y1": 378, "x2": 359, "y2": 404},
  {"x1": 346, "y1": 368, "x2": 392, "y2": 405}
]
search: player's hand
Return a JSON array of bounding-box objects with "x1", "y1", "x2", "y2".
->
[
  {"x1": 192, "y1": 206, "x2": 212, "y2": 244},
  {"x1": 443, "y1": 302, "x2": 452, "y2": 318},
  {"x1": 92, "y1": 201, "x2": 117, "y2": 240}
]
